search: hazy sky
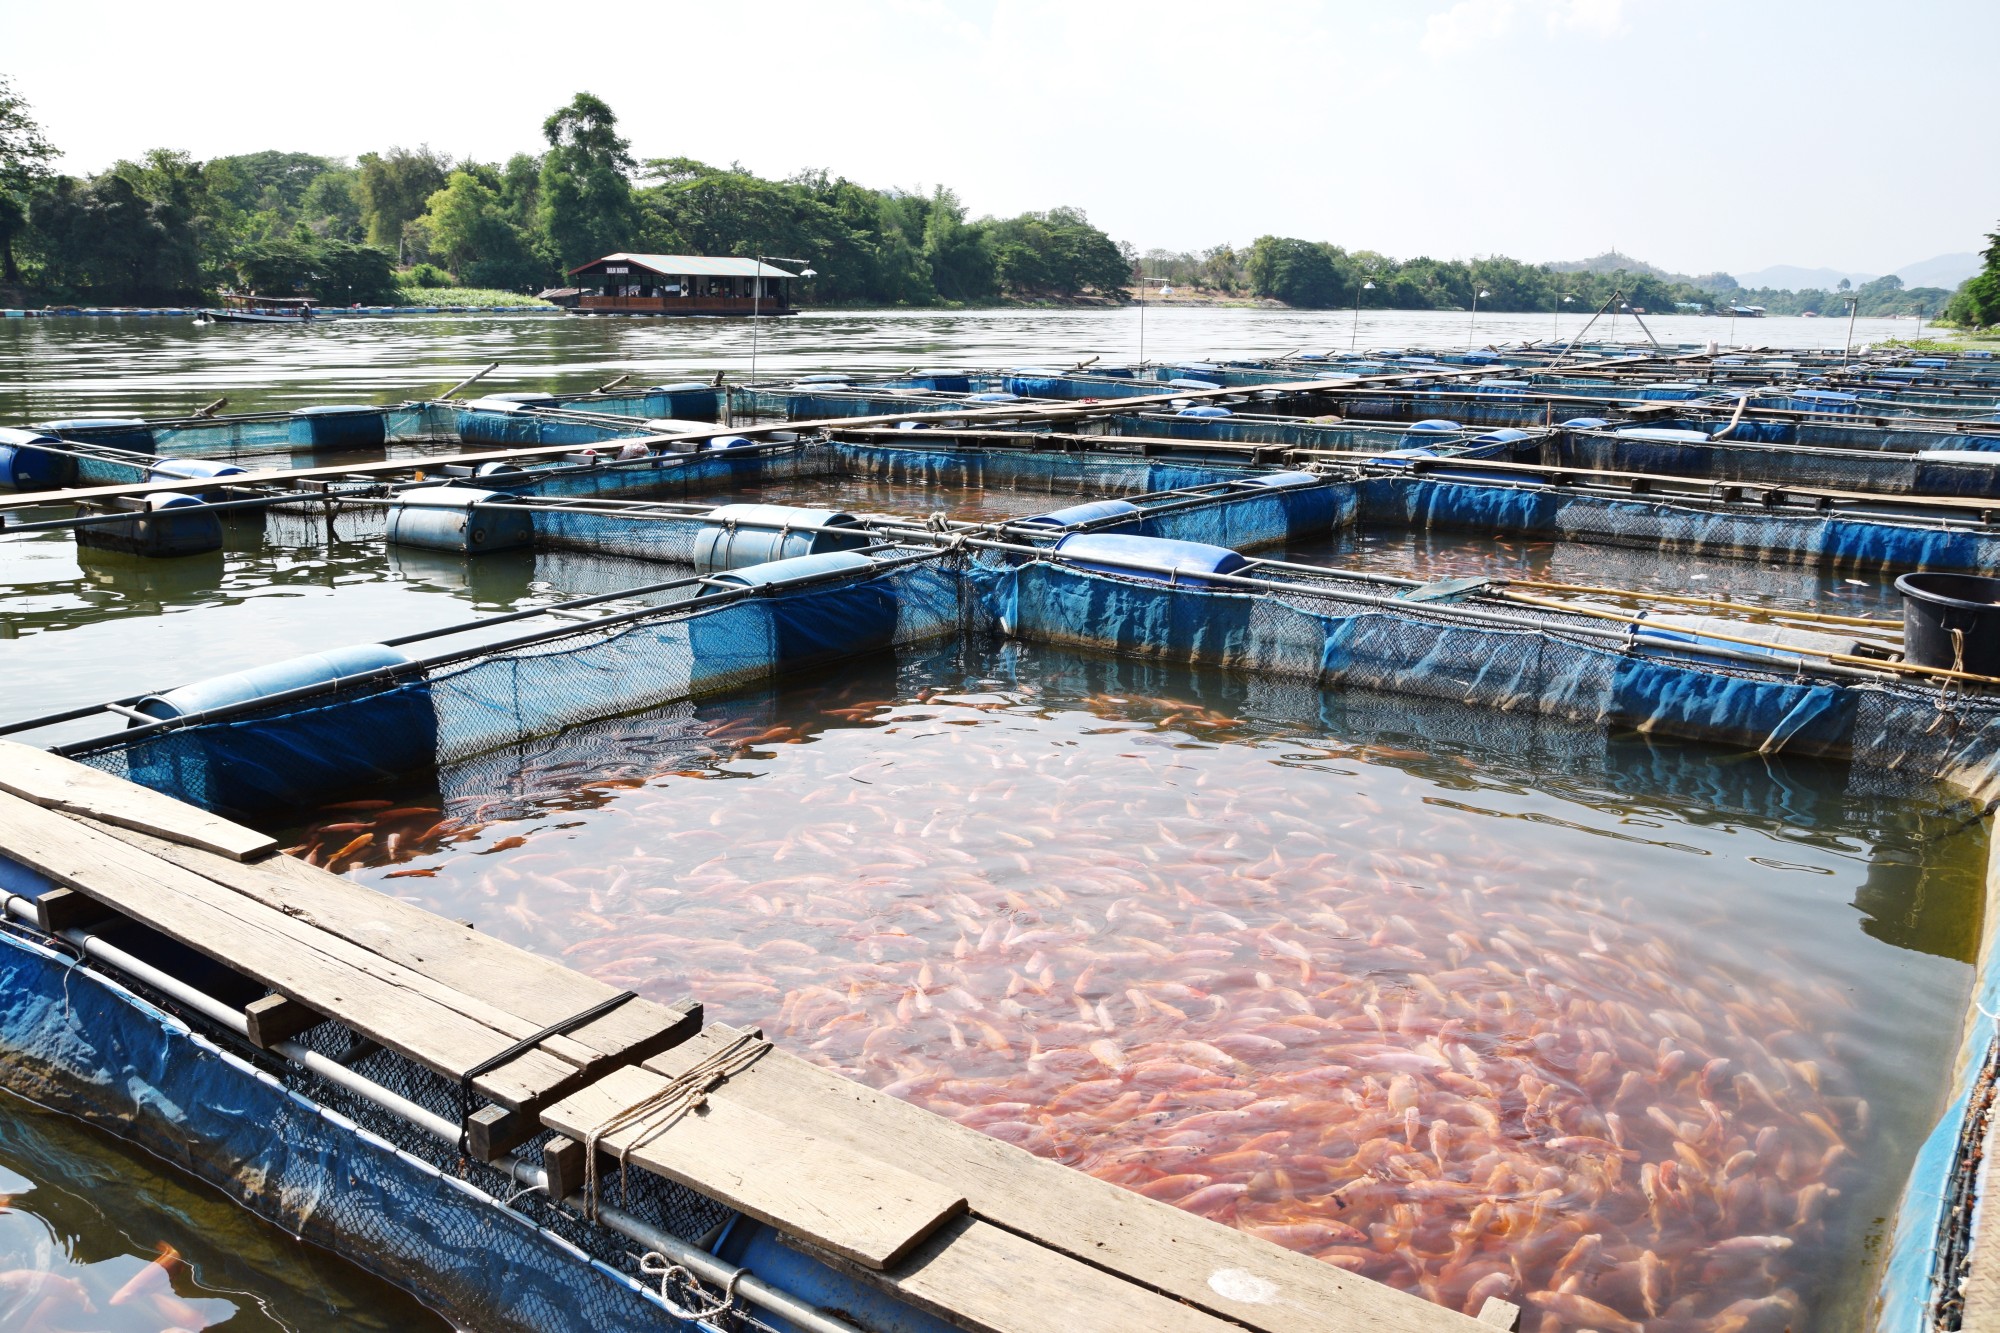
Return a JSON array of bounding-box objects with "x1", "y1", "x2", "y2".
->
[{"x1": 4, "y1": 0, "x2": 1994, "y2": 276}]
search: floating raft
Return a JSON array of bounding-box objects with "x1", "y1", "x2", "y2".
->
[{"x1": 0, "y1": 741, "x2": 1511, "y2": 1332}]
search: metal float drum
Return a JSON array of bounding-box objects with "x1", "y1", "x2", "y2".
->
[
  {"x1": 693, "y1": 504, "x2": 869, "y2": 572},
  {"x1": 385, "y1": 486, "x2": 534, "y2": 554}
]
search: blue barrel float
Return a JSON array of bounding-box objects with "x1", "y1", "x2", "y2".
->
[
  {"x1": 74, "y1": 494, "x2": 224, "y2": 558},
  {"x1": 1053, "y1": 532, "x2": 1250, "y2": 587},
  {"x1": 34, "y1": 417, "x2": 157, "y2": 454},
  {"x1": 289, "y1": 404, "x2": 388, "y2": 449},
  {"x1": 1017, "y1": 499, "x2": 1143, "y2": 529},
  {"x1": 694, "y1": 550, "x2": 900, "y2": 678},
  {"x1": 693, "y1": 504, "x2": 870, "y2": 571},
  {"x1": 0, "y1": 427, "x2": 79, "y2": 491},
  {"x1": 385, "y1": 486, "x2": 534, "y2": 554},
  {"x1": 125, "y1": 643, "x2": 437, "y2": 817}
]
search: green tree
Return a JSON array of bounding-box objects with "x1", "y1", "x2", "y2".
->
[
  {"x1": 1246, "y1": 236, "x2": 1341, "y2": 307},
  {"x1": 420, "y1": 168, "x2": 541, "y2": 288},
  {"x1": 921, "y1": 187, "x2": 994, "y2": 303},
  {"x1": 536, "y1": 93, "x2": 635, "y2": 272},
  {"x1": 1943, "y1": 223, "x2": 2000, "y2": 329},
  {"x1": 0, "y1": 74, "x2": 57, "y2": 287},
  {"x1": 356, "y1": 145, "x2": 451, "y2": 253}
]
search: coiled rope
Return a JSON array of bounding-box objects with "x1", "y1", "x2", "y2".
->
[{"x1": 581, "y1": 1030, "x2": 772, "y2": 1221}]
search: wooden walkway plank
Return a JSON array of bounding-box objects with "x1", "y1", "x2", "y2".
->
[
  {"x1": 648, "y1": 1027, "x2": 1487, "y2": 1333},
  {"x1": 0, "y1": 740, "x2": 276, "y2": 861},
  {"x1": 835, "y1": 1214, "x2": 1253, "y2": 1333},
  {"x1": 117, "y1": 827, "x2": 699, "y2": 1070},
  {"x1": 541, "y1": 1064, "x2": 966, "y2": 1271},
  {"x1": 0, "y1": 792, "x2": 573, "y2": 1104}
]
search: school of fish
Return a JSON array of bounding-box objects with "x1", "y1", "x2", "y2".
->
[{"x1": 287, "y1": 652, "x2": 1970, "y2": 1333}]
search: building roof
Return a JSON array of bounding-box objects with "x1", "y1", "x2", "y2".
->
[{"x1": 567, "y1": 254, "x2": 803, "y2": 279}]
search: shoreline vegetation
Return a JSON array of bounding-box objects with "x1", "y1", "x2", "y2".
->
[{"x1": 0, "y1": 77, "x2": 1993, "y2": 329}]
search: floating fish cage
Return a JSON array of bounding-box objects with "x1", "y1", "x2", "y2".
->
[{"x1": 9, "y1": 343, "x2": 2000, "y2": 1333}]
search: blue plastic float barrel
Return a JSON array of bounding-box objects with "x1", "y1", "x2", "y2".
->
[
  {"x1": 129, "y1": 643, "x2": 437, "y2": 817},
  {"x1": 76, "y1": 494, "x2": 223, "y2": 558},
  {"x1": 34, "y1": 418, "x2": 157, "y2": 454},
  {"x1": 148, "y1": 457, "x2": 247, "y2": 482},
  {"x1": 1407, "y1": 419, "x2": 1461, "y2": 432},
  {"x1": 1559, "y1": 417, "x2": 1609, "y2": 429},
  {"x1": 385, "y1": 486, "x2": 534, "y2": 554},
  {"x1": 1166, "y1": 378, "x2": 1222, "y2": 391},
  {"x1": 1237, "y1": 471, "x2": 1320, "y2": 489},
  {"x1": 289, "y1": 404, "x2": 387, "y2": 449},
  {"x1": 1178, "y1": 405, "x2": 1232, "y2": 417},
  {"x1": 0, "y1": 427, "x2": 78, "y2": 491},
  {"x1": 1614, "y1": 427, "x2": 1714, "y2": 443},
  {"x1": 709, "y1": 550, "x2": 880, "y2": 589},
  {"x1": 1017, "y1": 499, "x2": 1142, "y2": 528},
  {"x1": 693, "y1": 504, "x2": 870, "y2": 572},
  {"x1": 1053, "y1": 533, "x2": 1250, "y2": 587}
]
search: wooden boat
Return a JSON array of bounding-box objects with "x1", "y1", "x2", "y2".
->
[{"x1": 198, "y1": 292, "x2": 317, "y2": 325}]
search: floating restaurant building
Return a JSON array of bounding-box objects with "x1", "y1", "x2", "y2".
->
[{"x1": 558, "y1": 253, "x2": 806, "y2": 316}]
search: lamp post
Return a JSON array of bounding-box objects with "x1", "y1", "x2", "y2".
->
[
  {"x1": 1350, "y1": 277, "x2": 1377, "y2": 353},
  {"x1": 1844, "y1": 295, "x2": 1859, "y2": 362},
  {"x1": 1554, "y1": 293, "x2": 1575, "y2": 341},
  {"x1": 749, "y1": 256, "x2": 815, "y2": 389},
  {"x1": 1468, "y1": 288, "x2": 1489, "y2": 350}
]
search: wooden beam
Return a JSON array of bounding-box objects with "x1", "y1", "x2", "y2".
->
[
  {"x1": 243, "y1": 993, "x2": 324, "y2": 1049},
  {"x1": 542, "y1": 1064, "x2": 966, "y2": 1272},
  {"x1": 466, "y1": 1104, "x2": 538, "y2": 1163},
  {"x1": 0, "y1": 740, "x2": 276, "y2": 861},
  {"x1": 542, "y1": 1135, "x2": 588, "y2": 1204},
  {"x1": 1476, "y1": 1296, "x2": 1522, "y2": 1328},
  {"x1": 31, "y1": 885, "x2": 114, "y2": 933}
]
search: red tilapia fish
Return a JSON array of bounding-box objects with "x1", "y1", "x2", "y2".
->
[{"x1": 299, "y1": 662, "x2": 1965, "y2": 1332}]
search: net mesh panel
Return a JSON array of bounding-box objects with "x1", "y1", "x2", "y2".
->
[
  {"x1": 1332, "y1": 395, "x2": 1559, "y2": 429},
  {"x1": 970, "y1": 555, "x2": 2000, "y2": 789},
  {"x1": 830, "y1": 440, "x2": 1254, "y2": 497},
  {"x1": 0, "y1": 926, "x2": 720, "y2": 1333},
  {"x1": 455, "y1": 409, "x2": 658, "y2": 449},
  {"x1": 1357, "y1": 476, "x2": 2000, "y2": 574},
  {"x1": 503, "y1": 446, "x2": 839, "y2": 505},
  {"x1": 1104, "y1": 413, "x2": 1501, "y2": 451},
  {"x1": 1557, "y1": 433, "x2": 2000, "y2": 498}
]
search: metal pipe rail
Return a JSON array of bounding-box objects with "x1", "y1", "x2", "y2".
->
[{"x1": 0, "y1": 896, "x2": 865, "y2": 1333}]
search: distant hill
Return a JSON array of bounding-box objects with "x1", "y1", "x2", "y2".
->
[
  {"x1": 1544, "y1": 250, "x2": 1738, "y2": 292},
  {"x1": 1733, "y1": 263, "x2": 1879, "y2": 291},
  {"x1": 1550, "y1": 250, "x2": 1980, "y2": 296},
  {"x1": 1894, "y1": 253, "x2": 1981, "y2": 290}
]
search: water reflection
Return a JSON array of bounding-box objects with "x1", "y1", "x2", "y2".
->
[{"x1": 0, "y1": 1093, "x2": 444, "y2": 1331}]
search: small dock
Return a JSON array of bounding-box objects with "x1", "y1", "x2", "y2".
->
[{"x1": 0, "y1": 740, "x2": 1515, "y2": 1333}]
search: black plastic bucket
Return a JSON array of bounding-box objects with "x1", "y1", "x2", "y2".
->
[{"x1": 1896, "y1": 572, "x2": 2000, "y2": 674}]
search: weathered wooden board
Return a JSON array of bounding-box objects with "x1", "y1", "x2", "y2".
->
[
  {"x1": 826, "y1": 1213, "x2": 1251, "y2": 1333},
  {"x1": 542, "y1": 1064, "x2": 965, "y2": 1271},
  {"x1": 0, "y1": 740, "x2": 276, "y2": 860},
  {"x1": 649, "y1": 1027, "x2": 1486, "y2": 1333},
  {"x1": 0, "y1": 792, "x2": 573, "y2": 1103},
  {"x1": 117, "y1": 827, "x2": 699, "y2": 1069}
]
